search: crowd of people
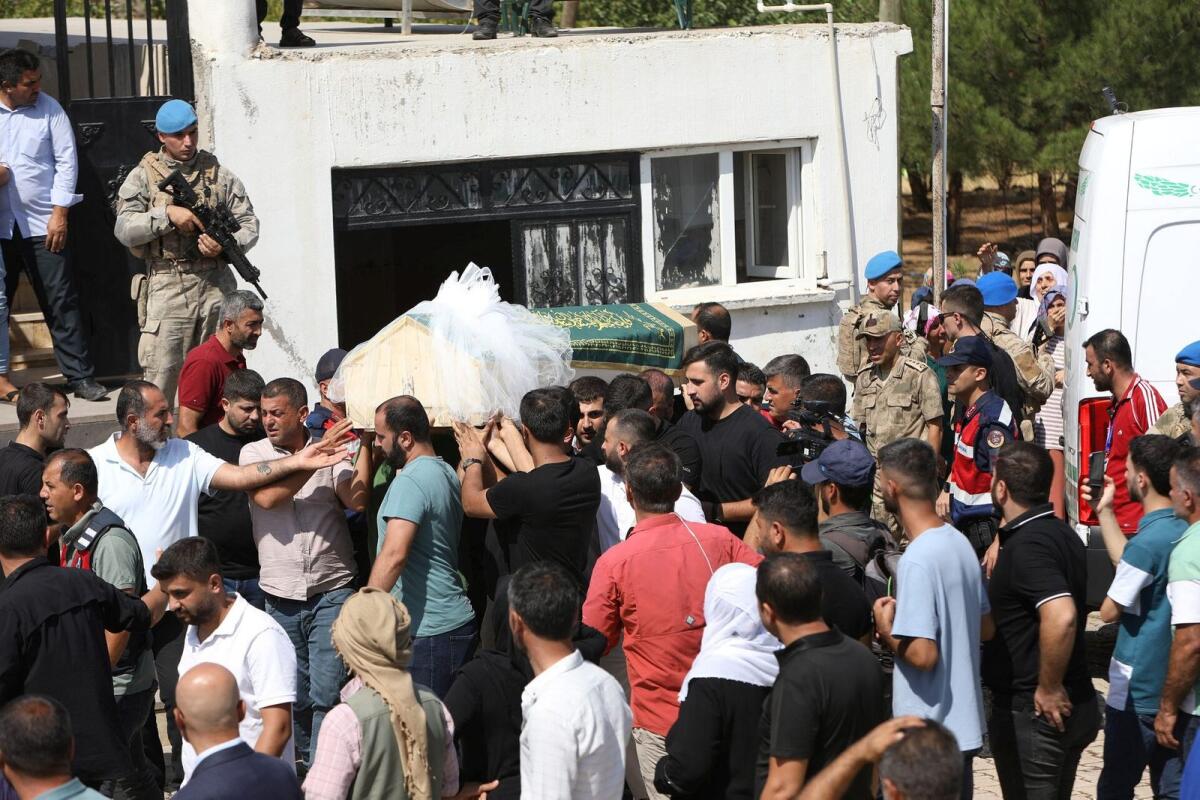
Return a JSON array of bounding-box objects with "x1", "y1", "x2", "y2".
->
[{"x1": 5, "y1": 48, "x2": 1200, "y2": 800}]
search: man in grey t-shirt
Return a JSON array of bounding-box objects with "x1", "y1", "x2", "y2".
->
[
  {"x1": 43, "y1": 448, "x2": 160, "y2": 799},
  {"x1": 871, "y1": 439, "x2": 993, "y2": 799}
]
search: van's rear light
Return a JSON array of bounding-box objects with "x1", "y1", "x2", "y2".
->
[{"x1": 1078, "y1": 397, "x2": 1113, "y2": 526}]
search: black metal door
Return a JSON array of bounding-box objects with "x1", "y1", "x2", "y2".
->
[{"x1": 51, "y1": 0, "x2": 192, "y2": 378}]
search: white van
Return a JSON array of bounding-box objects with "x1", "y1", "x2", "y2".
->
[{"x1": 1063, "y1": 106, "x2": 1200, "y2": 601}]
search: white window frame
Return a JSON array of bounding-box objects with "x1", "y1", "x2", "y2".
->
[{"x1": 640, "y1": 140, "x2": 816, "y2": 304}]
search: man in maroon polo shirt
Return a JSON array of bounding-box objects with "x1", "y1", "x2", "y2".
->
[{"x1": 176, "y1": 290, "x2": 264, "y2": 437}]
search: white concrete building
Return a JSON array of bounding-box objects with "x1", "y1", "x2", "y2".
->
[{"x1": 188, "y1": 2, "x2": 912, "y2": 383}]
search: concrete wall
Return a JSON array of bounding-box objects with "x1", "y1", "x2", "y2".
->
[{"x1": 188, "y1": 3, "x2": 911, "y2": 385}]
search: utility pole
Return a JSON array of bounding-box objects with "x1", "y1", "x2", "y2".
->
[{"x1": 931, "y1": 0, "x2": 947, "y2": 302}]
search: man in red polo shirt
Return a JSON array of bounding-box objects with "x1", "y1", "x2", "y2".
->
[
  {"x1": 1085, "y1": 328, "x2": 1166, "y2": 534},
  {"x1": 175, "y1": 290, "x2": 264, "y2": 437},
  {"x1": 583, "y1": 443, "x2": 759, "y2": 799}
]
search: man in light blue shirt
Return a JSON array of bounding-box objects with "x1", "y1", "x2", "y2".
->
[
  {"x1": 872, "y1": 438, "x2": 992, "y2": 800},
  {"x1": 0, "y1": 695, "x2": 106, "y2": 799},
  {"x1": 367, "y1": 395, "x2": 476, "y2": 699},
  {"x1": 0, "y1": 48, "x2": 106, "y2": 402}
]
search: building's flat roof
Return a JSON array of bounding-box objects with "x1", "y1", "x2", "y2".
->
[{"x1": 0, "y1": 16, "x2": 903, "y2": 58}]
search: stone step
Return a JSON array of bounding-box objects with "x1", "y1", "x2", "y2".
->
[{"x1": 10, "y1": 311, "x2": 53, "y2": 351}]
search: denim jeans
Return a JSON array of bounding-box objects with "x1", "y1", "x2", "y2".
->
[
  {"x1": 988, "y1": 690, "x2": 1102, "y2": 800},
  {"x1": 265, "y1": 586, "x2": 353, "y2": 767},
  {"x1": 1097, "y1": 696, "x2": 1194, "y2": 800},
  {"x1": 223, "y1": 576, "x2": 266, "y2": 611},
  {"x1": 410, "y1": 619, "x2": 478, "y2": 699},
  {"x1": 100, "y1": 688, "x2": 161, "y2": 800}
]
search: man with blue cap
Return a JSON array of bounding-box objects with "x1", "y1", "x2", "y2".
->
[
  {"x1": 1154, "y1": 340, "x2": 1200, "y2": 440},
  {"x1": 114, "y1": 98, "x2": 260, "y2": 409},
  {"x1": 837, "y1": 250, "x2": 927, "y2": 382},
  {"x1": 970, "y1": 271, "x2": 1054, "y2": 441}
]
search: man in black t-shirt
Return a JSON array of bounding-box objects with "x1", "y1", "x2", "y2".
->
[
  {"x1": 456, "y1": 387, "x2": 601, "y2": 587},
  {"x1": 184, "y1": 369, "x2": 267, "y2": 609},
  {"x1": 754, "y1": 552, "x2": 885, "y2": 799},
  {"x1": 677, "y1": 342, "x2": 786, "y2": 537},
  {"x1": 0, "y1": 382, "x2": 70, "y2": 496},
  {"x1": 985, "y1": 442, "x2": 1099, "y2": 799}
]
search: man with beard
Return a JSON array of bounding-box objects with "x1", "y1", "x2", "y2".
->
[
  {"x1": 595, "y1": 408, "x2": 704, "y2": 553},
  {"x1": 186, "y1": 369, "x2": 268, "y2": 609},
  {"x1": 176, "y1": 291, "x2": 264, "y2": 437},
  {"x1": 1155, "y1": 341, "x2": 1200, "y2": 441},
  {"x1": 1084, "y1": 329, "x2": 1166, "y2": 535},
  {"x1": 676, "y1": 342, "x2": 787, "y2": 538},
  {"x1": 155, "y1": 537, "x2": 297, "y2": 782},
  {"x1": 367, "y1": 394, "x2": 476, "y2": 698},
  {"x1": 89, "y1": 379, "x2": 352, "y2": 787}
]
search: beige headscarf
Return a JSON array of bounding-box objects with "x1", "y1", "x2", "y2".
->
[{"x1": 332, "y1": 588, "x2": 432, "y2": 800}]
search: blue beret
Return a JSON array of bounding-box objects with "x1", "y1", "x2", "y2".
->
[
  {"x1": 155, "y1": 99, "x2": 198, "y2": 135},
  {"x1": 1177, "y1": 341, "x2": 1200, "y2": 368},
  {"x1": 977, "y1": 271, "x2": 1018, "y2": 306},
  {"x1": 864, "y1": 250, "x2": 903, "y2": 281}
]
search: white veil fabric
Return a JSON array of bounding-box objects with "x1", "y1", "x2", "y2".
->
[
  {"x1": 328, "y1": 264, "x2": 575, "y2": 424},
  {"x1": 679, "y1": 562, "x2": 782, "y2": 702}
]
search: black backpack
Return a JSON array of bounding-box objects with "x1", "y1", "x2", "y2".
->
[
  {"x1": 978, "y1": 337, "x2": 1026, "y2": 433},
  {"x1": 823, "y1": 525, "x2": 903, "y2": 602}
]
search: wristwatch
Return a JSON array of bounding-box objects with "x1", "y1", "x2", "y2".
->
[{"x1": 461, "y1": 457, "x2": 484, "y2": 471}]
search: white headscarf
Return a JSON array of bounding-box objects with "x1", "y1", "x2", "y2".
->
[
  {"x1": 679, "y1": 563, "x2": 782, "y2": 702},
  {"x1": 1031, "y1": 264, "x2": 1068, "y2": 300}
]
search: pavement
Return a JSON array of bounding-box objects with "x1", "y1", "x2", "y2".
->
[{"x1": 971, "y1": 614, "x2": 1153, "y2": 798}]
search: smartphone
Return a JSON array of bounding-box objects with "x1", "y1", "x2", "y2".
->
[{"x1": 1087, "y1": 451, "x2": 1106, "y2": 504}]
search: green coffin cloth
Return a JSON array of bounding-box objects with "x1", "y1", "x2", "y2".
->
[{"x1": 531, "y1": 303, "x2": 690, "y2": 371}]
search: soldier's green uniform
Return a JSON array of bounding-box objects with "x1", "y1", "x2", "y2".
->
[
  {"x1": 980, "y1": 310, "x2": 1055, "y2": 440},
  {"x1": 1155, "y1": 402, "x2": 1192, "y2": 440},
  {"x1": 114, "y1": 149, "x2": 258, "y2": 405},
  {"x1": 851, "y1": 313, "x2": 944, "y2": 535},
  {"x1": 837, "y1": 295, "x2": 928, "y2": 382}
]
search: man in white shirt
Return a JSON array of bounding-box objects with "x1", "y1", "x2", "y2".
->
[
  {"x1": 89, "y1": 379, "x2": 348, "y2": 787},
  {"x1": 597, "y1": 409, "x2": 704, "y2": 552},
  {"x1": 153, "y1": 537, "x2": 297, "y2": 782},
  {"x1": 0, "y1": 48, "x2": 106, "y2": 402},
  {"x1": 511, "y1": 561, "x2": 631, "y2": 800}
]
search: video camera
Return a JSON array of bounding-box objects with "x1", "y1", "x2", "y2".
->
[{"x1": 776, "y1": 398, "x2": 841, "y2": 467}]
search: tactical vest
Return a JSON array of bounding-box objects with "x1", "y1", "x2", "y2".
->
[
  {"x1": 346, "y1": 685, "x2": 447, "y2": 800},
  {"x1": 60, "y1": 507, "x2": 149, "y2": 675},
  {"x1": 130, "y1": 150, "x2": 222, "y2": 262}
]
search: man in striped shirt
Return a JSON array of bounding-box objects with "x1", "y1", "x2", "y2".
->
[{"x1": 1085, "y1": 329, "x2": 1167, "y2": 535}]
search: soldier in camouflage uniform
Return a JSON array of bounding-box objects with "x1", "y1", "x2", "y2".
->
[
  {"x1": 975, "y1": 273, "x2": 1055, "y2": 441},
  {"x1": 114, "y1": 99, "x2": 259, "y2": 406},
  {"x1": 851, "y1": 312, "x2": 944, "y2": 534},
  {"x1": 1155, "y1": 341, "x2": 1200, "y2": 440},
  {"x1": 837, "y1": 250, "x2": 927, "y2": 382}
]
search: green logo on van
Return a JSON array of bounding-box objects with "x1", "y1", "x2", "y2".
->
[{"x1": 1134, "y1": 173, "x2": 1200, "y2": 198}]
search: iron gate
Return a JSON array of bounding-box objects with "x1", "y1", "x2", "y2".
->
[{"x1": 50, "y1": 0, "x2": 192, "y2": 378}]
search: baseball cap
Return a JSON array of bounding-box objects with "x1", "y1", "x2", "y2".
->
[
  {"x1": 315, "y1": 348, "x2": 347, "y2": 383},
  {"x1": 800, "y1": 439, "x2": 876, "y2": 487},
  {"x1": 936, "y1": 336, "x2": 993, "y2": 369},
  {"x1": 856, "y1": 312, "x2": 902, "y2": 339},
  {"x1": 977, "y1": 272, "x2": 1018, "y2": 307},
  {"x1": 155, "y1": 99, "x2": 198, "y2": 134},
  {"x1": 864, "y1": 250, "x2": 903, "y2": 281},
  {"x1": 1177, "y1": 340, "x2": 1200, "y2": 368}
]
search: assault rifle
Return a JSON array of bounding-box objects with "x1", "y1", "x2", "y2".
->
[{"x1": 156, "y1": 169, "x2": 268, "y2": 299}]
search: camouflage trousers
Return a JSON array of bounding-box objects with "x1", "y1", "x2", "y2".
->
[
  {"x1": 136, "y1": 263, "x2": 235, "y2": 405},
  {"x1": 871, "y1": 471, "x2": 903, "y2": 542}
]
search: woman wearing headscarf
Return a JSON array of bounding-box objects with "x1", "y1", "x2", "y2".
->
[
  {"x1": 1024, "y1": 263, "x2": 1069, "y2": 341},
  {"x1": 1033, "y1": 286, "x2": 1069, "y2": 518},
  {"x1": 653, "y1": 563, "x2": 781, "y2": 800},
  {"x1": 303, "y1": 588, "x2": 462, "y2": 800}
]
